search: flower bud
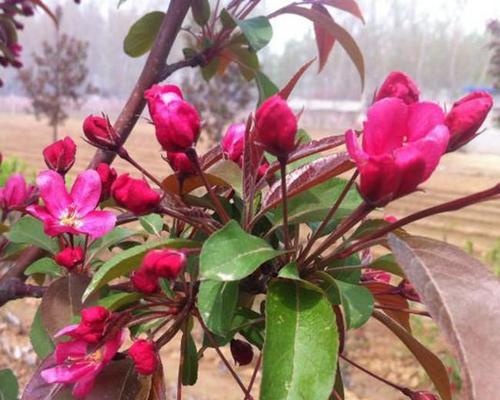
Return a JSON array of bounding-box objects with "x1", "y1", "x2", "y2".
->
[
  {"x1": 167, "y1": 152, "x2": 197, "y2": 176},
  {"x1": 42, "y1": 136, "x2": 76, "y2": 175},
  {"x1": 111, "y1": 174, "x2": 160, "y2": 215},
  {"x1": 222, "y1": 123, "x2": 245, "y2": 163},
  {"x1": 361, "y1": 268, "x2": 391, "y2": 284},
  {"x1": 255, "y1": 95, "x2": 298, "y2": 158},
  {"x1": 54, "y1": 246, "x2": 84, "y2": 271},
  {"x1": 73, "y1": 306, "x2": 110, "y2": 343},
  {"x1": 257, "y1": 160, "x2": 270, "y2": 180},
  {"x1": 128, "y1": 339, "x2": 158, "y2": 375},
  {"x1": 230, "y1": 339, "x2": 254, "y2": 366},
  {"x1": 145, "y1": 84, "x2": 200, "y2": 152},
  {"x1": 131, "y1": 267, "x2": 159, "y2": 294},
  {"x1": 0, "y1": 174, "x2": 37, "y2": 213},
  {"x1": 398, "y1": 279, "x2": 421, "y2": 302},
  {"x1": 145, "y1": 249, "x2": 186, "y2": 280},
  {"x1": 409, "y1": 391, "x2": 439, "y2": 400},
  {"x1": 83, "y1": 115, "x2": 118, "y2": 149},
  {"x1": 375, "y1": 71, "x2": 420, "y2": 105},
  {"x1": 96, "y1": 163, "x2": 117, "y2": 201},
  {"x1": 445, "y1": 91, "x2": 493, "y2": 151}
]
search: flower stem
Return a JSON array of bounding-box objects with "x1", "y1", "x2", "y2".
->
[
  {"x1": 117, "y1": 147, "x2": 163, "y2": 188},
  {"x1": 196, "y1": 313, "x2": 253, "y2": 399},
  {"x1": 279, "y1": 158, "x2": 291, "y2": 259},
  {"x1": 186, "y1": 148, "x2": 230, "y2": 224},
  {"x1": 245, "y1": 352, "x2": 262, "y2": 400}
]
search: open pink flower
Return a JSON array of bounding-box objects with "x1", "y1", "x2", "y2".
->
[
  {"x1": 41, "y1": 327, "x2": 124, "y2": 398},
  {"x1": 27, "y1": 170, "x2": 116, "y2": 238},
  {"x1": 346, "y1": 98, "x2": 449, "y2": 206}
]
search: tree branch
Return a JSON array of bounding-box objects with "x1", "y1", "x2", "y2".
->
[{"x1": 0, "y1": 278, "x2": 46, "y2": 307}]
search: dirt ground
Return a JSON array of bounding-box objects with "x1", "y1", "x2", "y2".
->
[{"x1": 1, "y1": 113, "x2": 499, "y2": 399}]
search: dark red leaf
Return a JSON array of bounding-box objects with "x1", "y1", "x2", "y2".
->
[
  {"x1": 318, "y1": 0, "x2": 365, "y2": 23},
  {"x1": 363, "y1": 281, "x2": 411, "y2": 332},
  {"x1": 200, "y1": 145, "x2": 223, "y2": 170},
  {"x1": 389, "y1": 234, "x2": 500, "y2": 400},
  {"x1": 279, "y1": 58, "x2": 316, "y2": 99},
  {"x1": 272, "y1": 5, "x2": 364, "y2": 88},
  {"x1": 259, "y1": 134, "x2": 346, "y2": 188},
  {"x1": 40, "y1": 275, "x2": 98, "y2": 338},
  {"x1": 311, "y1": 4, "x2": 336, "y2": 72},
  {"x1": 148, "y1": 363, "x2": 167, "y2": 400},
  {"x1": 373, "y1": 310, "x2": 452, "y2": 400},
  {"x1": 262, "y1": 153, "x2": 353, "y2": 211}
]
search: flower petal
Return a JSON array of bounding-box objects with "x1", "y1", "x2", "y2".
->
[
  {"x1": 78, "y1": 210, "x2": 116, "y2": 239},
  {"x1": 36, "y1": 171, "x2": 72, "y2": 218},
  {"x1": 102, "y1": 329, "x2": 125, "y2": 363},
  {"x1": 54, "y1": 324, "x2": 80, "y2": 338},
  {"x1": 72, "y1": 375, "x2": 97, "y2": 398},
  {"x1": 70, "y1": 170, "x2": 102, "y2": 217},
  {"x1": 345, "y1": 129, "x2": 368, "y2": 164},
  {"x1": 362, "y1": 98, "x2": 408, "y2": 155},
  {"x1": 411, "y1": 124, "x2": 450, "y2": 180},
  {"x1": 41, "y1": 363, "x2": 95, "y2": 384},
  {"x1": 55, "y1": 340, "x2": 88, "y2": 364},
  {"x1": 407, "y1": 101, "x2": 445, "y2": 142}
]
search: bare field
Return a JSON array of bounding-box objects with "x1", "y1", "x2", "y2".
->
[{"x1": 1, "y1": 113, "x2": 500, "y2": 399}]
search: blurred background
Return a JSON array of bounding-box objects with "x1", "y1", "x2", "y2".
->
[{"x1": 0, "y1": 1, "x2": 499, "y2": 399}]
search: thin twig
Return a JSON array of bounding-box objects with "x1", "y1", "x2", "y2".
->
[{"x1": 245, "y1": 352, "x2": 262, "y2": 399}]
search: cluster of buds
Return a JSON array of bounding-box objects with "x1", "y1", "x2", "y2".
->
[{"x1": 131, "y1": 249, "x2": 186, "y2": 294}]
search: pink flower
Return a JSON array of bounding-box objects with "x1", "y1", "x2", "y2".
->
[
  {"x1": 70, "y1": 306, "x2": 111, "y2": 343},
  {"x1": 255, "y1": 95, "x2": 298, "y2": 158},
  {"x1": 346, "y1": 98, "x2": 449, "y2": 206},
  {"x1": 41, "y1": 327, "x2": 124, "y2": 398},
  {"x1": 0, "y1": 174, "x2": 37, "y2": 213},
  {"x1": 128, "y1": 339, "x2": 158, "y2": 375},
  {"x1": 27, "y1": 170, "x2": 116, "y2": 238},
  {"x1": 54, "y1": 246, "x2": 84, "y2": 271},
  {"x1": 375, "y1": 71, "x2": 420, "y2": 105},
  {"x1": 43, "y1": 136, "x2": 77, "y2": 175},
  {"x1": 222, "y1": 123, "x2": 245, "y2": 163},
  {"x1": 445, "y1": 91, "x2": 494, "y2": 151},
  {"x1": 145, "y1": 84, "x2": 201, "y2": 152}
]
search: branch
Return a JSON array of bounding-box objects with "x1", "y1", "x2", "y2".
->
[
  {"x1": 88, "y1": 0, "x2": 195, "y2": 168},
  {"x1": 0, "y1": 278, "x2": 46, "y2": 307}
]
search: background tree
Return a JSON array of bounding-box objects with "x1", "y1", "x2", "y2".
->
[{"x1": 18, "y1": 8, "x2": 96, "y2": 141}]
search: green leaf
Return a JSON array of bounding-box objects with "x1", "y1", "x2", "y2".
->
[
  {"x1": 237, "y1": 16, "x2": 273, "y2": 51},
  {"x1": 335, "y1": 279, "x2": 373, "y2": 329},
  {"x1": 198, "y1": 280, "x2": 239, "y2": 336},
  {"x1": 201, "y1": 56, "x2": 219, "y2": 81},
  {"x1": 182, "y1": 332, "x2": 199, "y2": 385},
  {"x1": 206, "y1": 160, "x2": 243, "y2": 196},
  {"x1": 200, "y1": 220, "x2": 282, "y2": 281},
  {"x1": 368, "y1": 254, "x2": 404, "y2": 277},
  {"x1": 88, "y1": 227, "x2": 138, "y2": 261},
  {"x1": 84, "y1": 238, "x2": 198, "y2": 301},
  {"x1": 278, "y1": 262, "x2": 301, "y2": 280},
  {"x1": 123, "y1": 11, "x2": 165, "y2": 57},
  {"x1": 98, "y1": 292, "x2": 142, "y2": 311},
  {"x1": 25, "y1": 257, "x2": 63, "y2": 278},
  {"x1": 0, "y1": 369, "x2": 18, "y2": 400},
  {"x1": 261, "y1": 280, "x2": 338, "y2": 400},
  {"x1": 255, "y1": 71, "x2": 279, "y2": 106},
  {"x1": 139, "y1": 214, "x2": 164, "y2": 236},
  {"x1": 7, "y1": 216, "x2": 58, "y2": 254},
  {"x1": 117, "y1": 0, "x2": 128, "y2": 8},
  {"x1": 191, "y1": 0, "x2": 210, "y2": 26},
  {"x1": 231, "y1": 45, "x2": 259, "y2": 80},
  {"x1": 30, "y1": 307, "x2": 54, "y2": 359},
  {"x1": 220, "y1": 9, "x2": 237, "y2": 29}
]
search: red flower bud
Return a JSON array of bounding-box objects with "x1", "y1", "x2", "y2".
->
[
  {"x1": 222, "y1": 123, "x2": 245, "y2": 163},
  {"x1": 398, "y1": 279, "x2": 421, "y2": 302},
  {"x1": 145, "y1": 84, "x2": 200, "y2": 152},
  {"x1": 0, "y1": 174, "x2": 37, "y2": 213},
  {"x1": 73, "y1": 306, "x2": 110, "y2": 343},
  {"x1": 128, "y1": 339, "x2": 158, "y2": 375},
  {"x1": 409, "y1": 391, "x2": 439, "y2": 400},
  {"x1": 42, "y1": 136, "x2": 76, "y2": 175},
  {"x1": 167, "y1": 152, "x2": 197, "y2": 176},
  {"x1": 230, "y1": 339, "x2": 254, "y2": 366},
  {"x1": 361, "y1": 268, "x2": 391, "y2": 284},
  {"x1": 375, "y1": 71, "x2": 420, "y2": 105},
  {"x1": 255, "y1": 95, "x2": 298, "y2": 158},
  {"x1": 131, "y1": 267, "x2": 159, "y2": 294},
  {"x1": 54, "y1": 246, "x2": 84, "y2": 271},
  {"x1": 257, "y1": 159, "x2": 270, "y2": 180},
  {"x1": 83, "y1": 115, "x2": 117, "y2": 149},
  {"x1": 145, "y1": 249, "x2": 186, "y2": 280},
  {"x1": 445, "y1": 91, "x2": 493, "y2": 151},
  {"x1": 346, "y1": 98, "x2": 449, "y2": 206},
  {"x1": 111, "y1": 174, "x2": 160, "y2": 215},
  {"x1": 96, "y1": 163, "x2": 117, "y2": 201},
  {"x1": 384, "y1": 215, "x2": 398, "y2": 223}
]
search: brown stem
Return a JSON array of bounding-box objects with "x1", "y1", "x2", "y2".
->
[
  {"x1": 88, "y1": 0, "x2": 195, "y2": 169},
  {"x1": 196, "y1": 313, "x2": 253, "y2": 399},
  {"x1": 186, "y1": 148, "x2": 230, "y2": 224},
  {"x1": 245, "y1": 352, "x2": 262, "y2": 400},
  {"x1": 117, "y1": 148, "x2": 163, "y2": 188},
  {"x1": 279, "y1": 159, "x2": 291, "y2": 259},
  {"x1": 0, "y1": 278, "x2": 46, "y2": 306},
  {"x1": 374, "y1": 305, "x2": 431, "y2": 317}
]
